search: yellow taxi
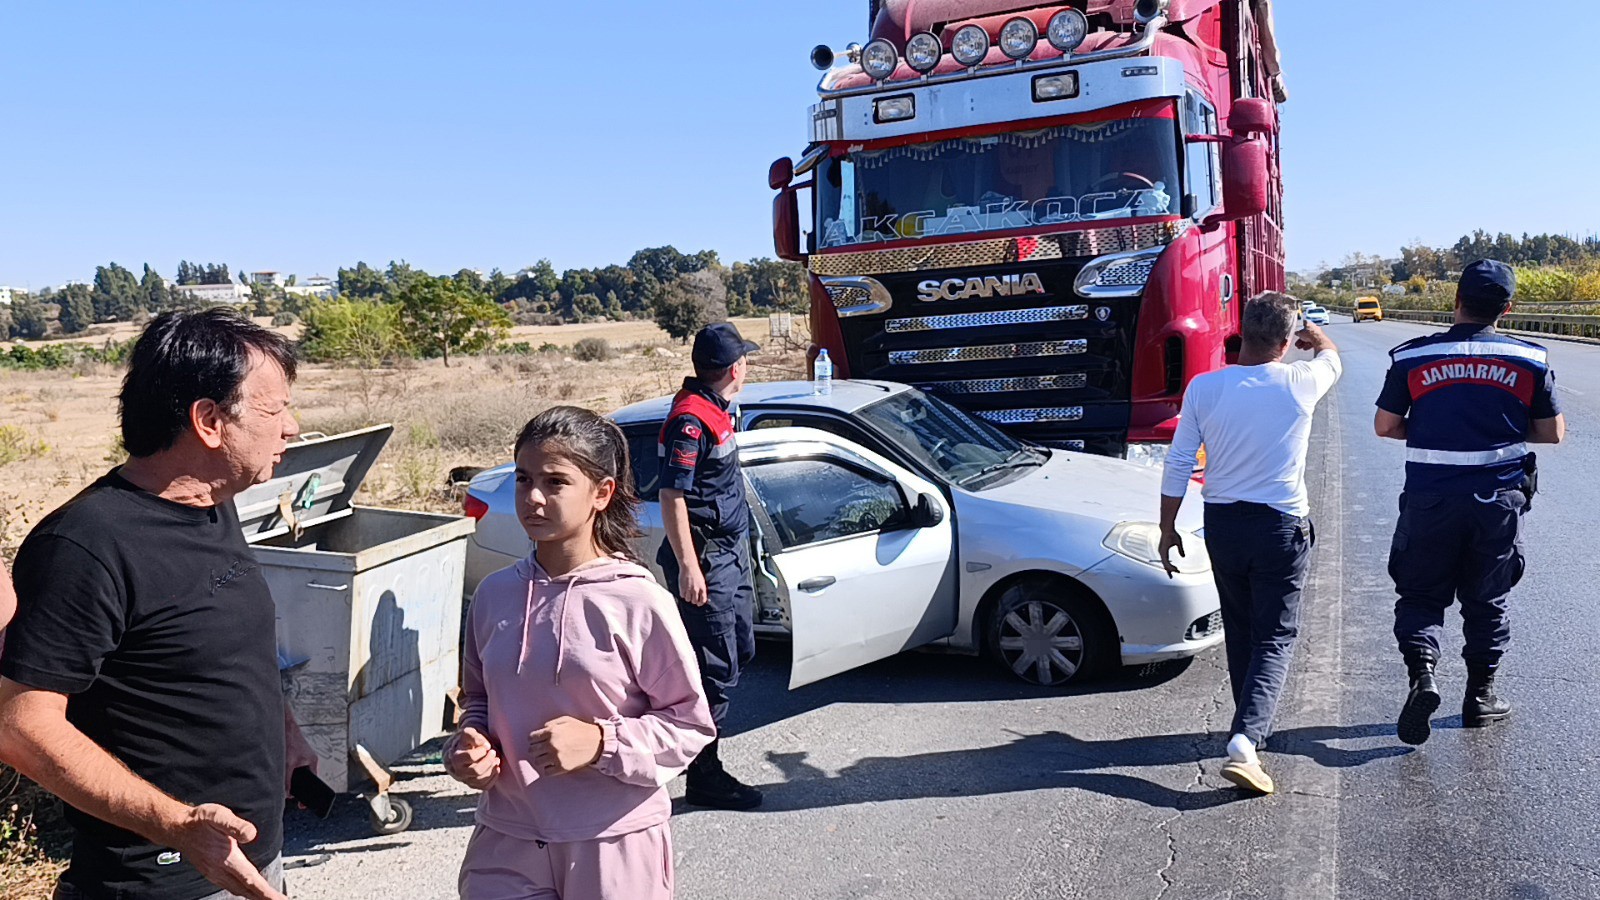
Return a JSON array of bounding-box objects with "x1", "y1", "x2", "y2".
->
[{"x1": 1354, "y1": 297, "x2": 1384, "y2": 322}]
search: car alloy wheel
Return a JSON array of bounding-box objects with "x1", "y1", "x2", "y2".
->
[{"x1": 988, "y1": 581, "x2": 1111, "y2": 686}]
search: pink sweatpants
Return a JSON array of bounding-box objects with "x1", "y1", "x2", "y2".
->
[{"x1": 458, "y1": 823, "x2": 674, "y2": 900}]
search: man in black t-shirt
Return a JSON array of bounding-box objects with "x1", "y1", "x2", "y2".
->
[{"x1": 0, "y1": 309, "x2": 300, "y2": 900}]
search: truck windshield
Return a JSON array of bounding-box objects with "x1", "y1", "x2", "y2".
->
[
  {"x1": 817, "y1": 116, "x2": 1182, "y2": 250},
  {"x1": 857, "y1": 389, "x2": 1044, "y2": 488}
]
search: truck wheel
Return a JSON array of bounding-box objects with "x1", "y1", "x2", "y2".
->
[
  {"x1": 369, "y1": 796, "x2": 413, "y2": 835},
  {"x1": 986, "y1": 580, "x2": 1115, "y2": 686}
]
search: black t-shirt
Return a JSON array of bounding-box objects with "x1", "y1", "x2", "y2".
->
[{"x1": 1, "y1": 470, "x2": 285, "y2": 900}]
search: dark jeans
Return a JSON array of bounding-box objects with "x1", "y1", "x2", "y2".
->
[
  {"x1": 658, "y1": 531, "x2": 756, "y2": 728},
  {"x1": 1203, "y1": 502, "x2": 1314, "y2": 747},
  {"x1": 54, "y1": 856, "x2": 285, "y2": 900},
  {"x1": 1389, "y1": 489, "x2": 1526, "y2": 665}
]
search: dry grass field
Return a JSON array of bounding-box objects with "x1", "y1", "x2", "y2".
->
[{"x1": 0, "y1": 315, "x2": 806, "y2": 897}]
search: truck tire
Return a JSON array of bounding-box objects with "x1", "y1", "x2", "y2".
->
[{"x1": 985, "y1": 578, "x2": 1116, "y2": 686}]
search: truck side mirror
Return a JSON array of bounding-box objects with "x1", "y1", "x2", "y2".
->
[
  {"x1": 1220, "y1": 137, "x2": 1270, "y2": 221},
  {"x1": 911, "y1": 492, "x2": 945, "y2": 529},
  {"x1": 1229, "y1": 98, "x2": 1275, "y2": 137},
  {"x1": 1202, "y1": 137, "x2": 1269, "y2": 227},
  {"x1": 773, "y1": 188, "x2": 803, "y2": 262}
]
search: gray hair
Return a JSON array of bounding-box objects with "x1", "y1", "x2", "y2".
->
[{"x1": 1240, "y1": 292, "x2": 1300, "y2": 349}]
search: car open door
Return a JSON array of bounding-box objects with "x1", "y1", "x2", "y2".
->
[{"x1": 738, "y1": 428, "x2": 957, "y2": 688}]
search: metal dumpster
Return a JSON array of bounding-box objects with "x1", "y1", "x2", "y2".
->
[{"x1": 234, "y1": 425, "x2": 474, "y2": 833}]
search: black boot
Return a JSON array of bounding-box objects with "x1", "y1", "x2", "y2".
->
[
  {"x1": 685, "y1": 739, "x2": 763, "y2": 811},
  {"x1": 1463, "y1": 662, "x2": 1513, "y2": 727},
  {"x1": 1397, "y1": 653, "x2": 1441, "y2": 746}
]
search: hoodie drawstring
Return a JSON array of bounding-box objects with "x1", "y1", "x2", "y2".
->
[{"x1": 517, "y1": 576, "x2": 535, "y2": 676}]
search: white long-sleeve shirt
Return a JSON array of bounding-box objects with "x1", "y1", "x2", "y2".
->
[{"x1": 1161, "y1": 351, "x2": 1342, "y2": 517}]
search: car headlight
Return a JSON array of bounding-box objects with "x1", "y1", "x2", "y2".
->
[{"x1": 1103, "y1": 522, "x2": 1211, "y2": 575}]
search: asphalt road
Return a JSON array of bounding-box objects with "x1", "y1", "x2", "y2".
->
[{"x1": 282, "y1": 317, "x2": 1599, "y2": 900}]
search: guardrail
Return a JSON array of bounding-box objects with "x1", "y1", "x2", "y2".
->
[{"x1": 1327, "y1": 307, "x2": 1600, "y2": 344}]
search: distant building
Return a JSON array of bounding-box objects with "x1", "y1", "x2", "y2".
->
[
  {"x1": 284, "y1": 274, "x2": 336, "y2": 300},
  {"x1": 249, "y1": 271, "x2": 282, "y2": 286},
  {"x1": 175, "y1": 282, "x2": 250, "y2": 305},
  {"x1": 0, "y1": 286, "x2": 17, "y2": 305}
]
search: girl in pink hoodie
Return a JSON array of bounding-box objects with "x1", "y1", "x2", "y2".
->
[{"x1": 448, "y1": 406, "x2": 715, "y2": 900}]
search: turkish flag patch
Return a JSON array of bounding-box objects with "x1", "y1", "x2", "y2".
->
[{"x1": 682, "y1": 422, "x2": 702, "y2": 439}]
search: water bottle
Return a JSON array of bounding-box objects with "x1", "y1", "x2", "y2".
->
[{"x1": 813, "y1": 349, "x2": 833, "y2": 396}]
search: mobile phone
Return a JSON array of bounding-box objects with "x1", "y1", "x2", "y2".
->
[{"x1": 289, "y1": 766, "x2": 337, "y2": 819}]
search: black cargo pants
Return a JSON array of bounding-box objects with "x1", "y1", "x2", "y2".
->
[
  {"x1": 658, "y1": 530, "x2": 756, "y2": 728},
  {"x1": 1390, "y1": 489, "x2": 1526, "y2": 665}
]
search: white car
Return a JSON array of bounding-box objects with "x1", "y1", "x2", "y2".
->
[
  {"x1": 462, "y1": 381, "x2": 1222, "y2": 688},
  {"x1": 1305, "y1": 306, "x2": 1331, "y2": 326}
]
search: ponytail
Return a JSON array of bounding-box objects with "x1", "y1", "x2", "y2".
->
[{"x1": 513, "y1": 406, "x2": 643, "y2": 560}]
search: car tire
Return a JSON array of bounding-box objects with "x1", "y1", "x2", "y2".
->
[{"x1": 985, "y1": 579, "x2": 1116, "y2": 687}]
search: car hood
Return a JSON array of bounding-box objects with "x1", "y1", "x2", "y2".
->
[{"x1": 966, "y1": 450, "x2": 1204, "y2": 532}]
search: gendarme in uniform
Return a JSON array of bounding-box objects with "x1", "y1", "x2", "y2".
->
[
  {"x1": 655, "y1": 322, "x2": 763, "y2": 810},
  {"x1": 1377, "y1": 260, "x2": 1563, "y2": 745}
]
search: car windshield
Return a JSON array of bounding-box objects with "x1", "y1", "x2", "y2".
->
[
  {"x1": 816, "y1": 114, "x2": 1182, "y2": 249},
  {"x1": 855, "y1": 389, "x2": 1043, "y2": 488}
]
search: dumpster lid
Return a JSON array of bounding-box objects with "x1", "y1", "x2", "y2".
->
[{"x1": 235, "y1": 424, "x2": 393, "y2": 542}]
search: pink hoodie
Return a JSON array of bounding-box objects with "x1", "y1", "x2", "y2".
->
[{"x1": 460, "y1": 553, "x2": 714, "y2": 843}]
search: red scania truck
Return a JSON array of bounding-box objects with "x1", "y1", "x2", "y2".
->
[{"x1": 771, "y1": 0, "x2": 1286, "y2": 456}]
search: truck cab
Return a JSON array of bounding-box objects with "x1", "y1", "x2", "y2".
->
[{"x1": 773, "y1": 0, "x2": 1287, "y2": 457}]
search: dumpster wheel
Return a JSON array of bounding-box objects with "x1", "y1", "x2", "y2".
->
[{"x1": 368, "y1": 796, "x2": 413, "y2": 835}]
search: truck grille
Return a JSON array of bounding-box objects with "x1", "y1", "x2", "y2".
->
[
  {"x1": 918, "y1": 373, "x2": 1089, "y2": 395},
  {"x1": 885, "y1": 305, "x2": 1088, "y2": 334},
  {"x1": 889, "y1": 339, "x2": 1088, "y2": 366},
  {"x1": 975, "y1": 407, "x2": 1085, "y2": 425}
]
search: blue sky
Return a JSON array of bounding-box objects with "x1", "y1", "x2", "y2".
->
[{"x1": 2, "y1": 1, "x2": 1595, "y2": 289}]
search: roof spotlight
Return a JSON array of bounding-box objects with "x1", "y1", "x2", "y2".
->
[
  {"x1": 861, "y1": 39, "x2": 899, "y2": 81},
  {"x1": 999, "y1": 17, "x2": 1039, "y2": 60},
  {"x1": 1047, "y1": 9, "x2": 1089, "y2": 53},
  {"x1": 905, "y1": 32, "x2": 942, "y2": 74},
  {"x1": 951, "y1": 24, "x2": 990, "y2": 67}
]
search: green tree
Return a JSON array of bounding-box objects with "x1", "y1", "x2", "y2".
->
[
  {"x1": 57, "y1": 283, "x2": 96, "y2": 334},
  {"x1": 92, "y1": 263, "x2": 142, "y2": 321},
  {"x1": 337, "y1": 262, "x2": 388, "y2": 299},
  {"x1": 141, "y1": 264, "x2": 169, "y2": 312},
  {"x1": 653, "y1": 269, "x2": 728, "y2": 342},
  {"x1": 9, "y1": 294, "x2": 48, "y2": 339},
  {"x1": 395, "y1": 276, "x2": 511, "y2": 366},
  {"x1": 298, "y1": 299, "x2": 411, "y2": 365}
]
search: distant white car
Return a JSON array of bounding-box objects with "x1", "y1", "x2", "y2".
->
[
  {"x1": 1305, "y1": 306, "x2": 1331, "y2": 326},
  {"x1": 462, "y1": 381, "x2": 1222, "y2": 688}
]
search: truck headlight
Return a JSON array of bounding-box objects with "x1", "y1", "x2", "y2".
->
[
  {"x1": 862, "y1": 39, "x2": 899, "y2": 81},
  {"x1": 1047, "y1": 9, "x2": 1089, "y2": 52},
  {"x1": 1074, "y1": 245, "x2": 1164, "y2": 298},
  {"x1": 1103, "y1": 522, "x2": 1211, "y2": 575},
  {"x1": 951, "y1": 25, "x2": 990, "y2": 67},
  {"x1": 905, "y1": 32, "x2": 942, "y2": 74},
  {"x1": 999, "y1": 17, "x2": 1038, "y2": 60}
]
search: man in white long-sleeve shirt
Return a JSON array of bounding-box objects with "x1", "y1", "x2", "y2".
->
[{"x1": 1159, "y1": 292, "x2": 1342, "y2": 795}]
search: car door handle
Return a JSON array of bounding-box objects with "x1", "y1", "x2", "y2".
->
[{"x1": 797, "y1": 576, "x2": 836, "y2": 593}]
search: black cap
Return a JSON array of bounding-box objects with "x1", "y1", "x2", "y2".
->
[
  {"x1": 692, "y1": 322, "x2": 759, "y2": 370},
  {"x1": 1459, "y1": 260, "x2": 1516, "y2": 306}
]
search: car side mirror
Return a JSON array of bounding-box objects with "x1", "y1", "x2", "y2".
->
[{"x1": 910, "y1": 492, "x2": 945, "y2": 528}]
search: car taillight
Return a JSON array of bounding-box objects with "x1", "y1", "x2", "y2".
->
[{"x1": 463, "y1": 495, "x2": 489, "y2": 521}]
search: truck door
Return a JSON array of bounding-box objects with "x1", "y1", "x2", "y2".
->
[{"x1": 739, "y1": 430, "x2": 957, "y2": 688}]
